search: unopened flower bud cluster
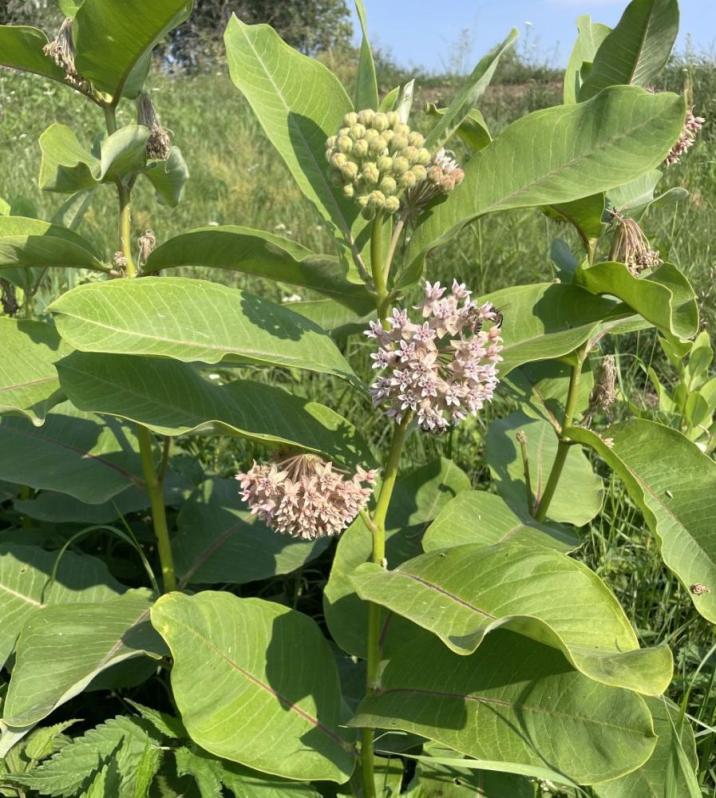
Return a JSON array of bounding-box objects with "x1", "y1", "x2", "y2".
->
[
  {"x1": 325, "y1": 110, "x2": 433, "y2": 218},
  {"x1": 404, "y1": 148, "x2": 465, "y2": 212},
  {"x1": 367, "y1": 281, "x2": 503, "y2": 432},
  {"x1": 237, "y1": 454, "x2": 376, "y2": 539}
]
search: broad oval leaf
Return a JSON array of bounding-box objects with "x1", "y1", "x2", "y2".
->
[
  {"x1": 579, "y1": 0, "x2": 679, "y2": 101},
  {"x1": 151, "y1": 591, "x2": 355, "y2": 783},
  {"x1": 0, "y1": 318, "x2": 69, "y2": 424},
  {"x1": 0, "y1": 25, "x2": 65, "y2": 82},
  {"x1": 142, "y1": 145, "x2": 189, "y2": 207},
  {"x1": 423, "y1": 490, "x2": 578, "y2": 553},
  {"x1": 49, "y1": 277, "x2": 355, "y2": 380},
  {"x1": 0, "y1": 216, "x2": 107, "y2": 272},
  {"x1": 73, "y1": 0, "x2": 193, "y2": 100},
  {"x1": 563, "y1": 15, "x2": 611, "y2": 103},
  {"x1": 56, "y1": 352, "x2": 370, "y2": 466},
  {"x1": 351, "y1": 629, "x2": 656, "y2": 786},
  {"x1": 407, "y1": 87, "x2": 685, "y2": 265},
  {"x1": 144, "y1": 225, "x2": 373, "y2": 313},
  {"x1": 351, "y1": 542, "x2": 672, "y2": 695},
  {"x1": 568, "y1": 420, "x2": 716, "y2": 623}
]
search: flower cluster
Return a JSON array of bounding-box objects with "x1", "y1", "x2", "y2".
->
[
  {"x1": 137, "y1": 93, "x2": 172, "y2": 161},
  {"x1": 664, "y1": 109, "x2": 705, "y2": 166},
  {"x1": 404, "y1": 148, "x2": 465, "y2": 213},
  {"x1": 43, "y1": 18, "x2": 90, "y2": 93},
  {"x1": 237, "y1": 454, "x2": 376, "y2": 540},
  {"x1": 325, "y1": 110, "x2": 432, "y2": 218},
  {"x1": 609, "y1": 216, "x2": 661, "y2": 276},
  {"x1": 366, "y1": 281, "x2": 503, "y2": 432}
]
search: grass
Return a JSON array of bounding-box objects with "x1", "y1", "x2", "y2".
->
[{"x1": 1, "y1": 53, "x2": 716, "y2": 795}]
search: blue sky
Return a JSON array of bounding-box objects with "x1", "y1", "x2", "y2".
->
[{"x1": 351, "y1": 0, "x2": 715, "y2": 73}]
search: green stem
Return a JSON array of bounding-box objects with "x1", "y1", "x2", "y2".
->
[
  {"x1": 361, "y1": 412, "x2": 412, "y2": 798},
  {"x1": 137, "y1": 426, "x2": 176, "y2": 593},
  {"x1": 370, "y1": 213, "x2": 389, "y2": 324},
  {"x1": 534, "y1": 347, "x2": 588, "y2": 522}
]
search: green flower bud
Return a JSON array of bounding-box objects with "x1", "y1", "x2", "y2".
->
[
  {"x1": 386, "y1": 111, "x2": 400, "y2": 128},
  {"x1": 377, "y1": 154, "x2": 393, "y2": 172},
  {"x1": 367, "y1": 190, "x2": 386, "y2": 208},
  {"x1": 338, "y1": 127, "x2": 351, "y2": 138},
  {"x1": 408, "y1": 130, "x2": 425, "y2": 147},
  {"x1": 395, "y1": 123, "x2": 410, "y2": 137},
  {"x1": 337, "y1": 135, "x2": 353, "y2": 154},
  {"x1": 373, "y1": 112, "x2": 389, "y2": 132},
  {"x1": 343, "y1": 183, "x2": 355, "y2": 198},
  {"x1": 357, "y1": 109, "x2": 375, "y2": 126},
  {"x1": 350, "y1": 124, "x2": 367, "y2": 139},
  {"x1": 380, "y1": 176, "x2": 397, "y2": 195},
  {"x1": 383, "y1": 129, "x2": 395, "y2": 143},
  {"x1": 415, "y1": 147, "x2": 432, "y2": 166},
  {"x1": 326, "y1": 135, "x2": 336, "y2": 150},
  {"x1": 384, "y1": 195, "x2": 401, "y2": 213},
  {"x1": 391, "y1": 134, "x2": 409, "y2": 151},
  {"x1": 369, "y1": 135, "x2": 388, "y2": 156},
  {"x1": 358, "y1": 194, "x2": 370, "y2": 208},
  {"x1": 353, "y1": 139, "x2": 369, "y2": 158},
  {"x1": 412, "y1": 164, "x2": 427, "y2": 182},
  {"x1": 399, "y1": 170, "x2": 418, "y2": 189},
  {"x1": 330, "y1": 152, "x2": 347, "y2": 168},
  {"x1": 392, "y1": 156, "x2": 410, "y2": 174},
  {"x1": 343, "y1": 111, "x2": 358, "y2": 126},
  {"x1": 341, "y1": 161, "x2": 359, "y2": 180},
  {"x1": 361, "y1": 162, "x2": 380, "y2": 184},
  {"x1": 404, "y1": 146, "x2": 419, "y2": 163}
]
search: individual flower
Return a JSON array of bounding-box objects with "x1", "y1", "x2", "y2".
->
[
  {"x1": 609, "y1": 215, "x2": 661, "y2": 276},
  {"x1": 366, "y1": 280, "x2": 503, "y2": 432},
  {"x1": 664, "y1": 109, "x2": 705, "y2": 166},
  {"x1": 237, "y1": 454, "x2": 376, "y2": 540}
]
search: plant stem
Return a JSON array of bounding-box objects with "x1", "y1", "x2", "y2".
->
[
  {"x1": 137, "y1": 426, "x2": 176, "y2": 593},
  {"x1": 534, "y1": 346, "x2": 588, "y2": 522},
  {"x1": 361, "y1": 412, "x2": 412, "y2": 798},
  {"x1": 370, "y1": 213, "x2": 389, "y2": 324}
]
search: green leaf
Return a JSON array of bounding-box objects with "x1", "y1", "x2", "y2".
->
[
  {"x1": 24, "y1": 719, "x2": 79, "y2": 762},
  {"x1": 426, "y1": 105, "x2": 492, "y2": 151},
  {"x1": 0, "y1": 403, "x2": 143, "y2": 503},
  {"x1": 324, "y1": 458, "x2": 471, "y2": 657},
  {"x1": 142, "y1": 146, "x2": 189, "y2": 207},
  {"x1": 174, "y1": 478, "x2": 330, "y2": 587},
  {"x1": 151, "y1": 591, "x2": 355, "y2": 783},
  {"x1": 544, "y1": 193, "x2": 605, "y2": 250},
  {"x1": 0, "y1": 542, "x2": 125, "y2": 669},
  {"x1": 0, "y1": 319, "x2": 69, "y2": 425},
  {"x1": 424, "y1": 29, "x2": 517, "y2": 150},
  {"x1": 11, "y1": 716, "x2": 163, "y2": 798},
  {"x1": 56, "y1": 352, "x2": 369, "y2": 466},
  {"x1": 143, "y1": 226, "x2": 373, "y2": 314},
  {"x1": 594, "y1": 697, "x2": 699, "y2": 798},
  {"x1": 3, "y1": 591, "x2": 163, "y2": 729},
  {"x1": 563, "y1": 15, "x2": 611, "y2": 103},
  {"x1": 423, "y1": 490, "x2": 578, "y2": 553},
  {"x1": 568, "y1": 420, "x2": 716, "y2": 623},
  {"x1": 224, "y1": 16, "x2": 365, "y2": 247},
  {"x1": 353, "y1": 0, "x2": 378, "y2": 110},
  {"x1": 486, "y1": 411, "x2": 603, "y2": 525},
  {"x1": 0, "y1": 215, "x2": 107, "y2": 272},
  {"x1": 73, "y1": 0, "x2": 193, "y2": 100},
  {"x1": 407, "y1": 87, "x2": 685, "y2": 265},
  {"x1": 575, "y1": 261, "x2": 698, "y2": 342},
  {"x1": 50, "y1": 277, "x2": 355, "y2": 381},
  {"x1": 0, "y1": 25, "x2": 65, "y2": 82},
  {"x1": 285, "y1": 298, "x2": 369, "y2": 334},
  {"x1": 352, "y1": 542, "x2": 672, "y2": 694},
  {"x1": 482, "y1": 282, "x2": 622, "y2": 376},
  {"x1": 579, "y1": 0, "x2": 679, "y2": 101},
  {"x1": 608, "y1": 169, "x2": 662, "y2": 215}
]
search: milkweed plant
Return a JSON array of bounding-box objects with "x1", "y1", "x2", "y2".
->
[{"x1": 0, "y1": 0, "x2": 712, "y2": 796}]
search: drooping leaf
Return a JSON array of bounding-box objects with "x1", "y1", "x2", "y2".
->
[
  {"x1": 173, "y1": 479, "x2": 330, "y2": 587},
  {"x1": 0, "y1": 543, "x2": 126, "y2": 669},
  {"x1": 143, "y1": 226, "x2": 373, "y2": 314},
  {"x1": 0, "y1": 318, "x2": 69, "y2": 424},
  {"x1": 3, "y1": 591, "x2": 163, "y2": 729},
  {"x1": 424, "y1": 29, "x2": 517, "y2": 150},
  {"x1": 423, "y1": 490, "x2": 578, "y2": 553},
  {"x1": 575, "y1": 261, "x2": 698, "y2": 341},
  {"x1": 352, "y1": 629, "x2": 656, "y2": 786},
  {"x1": 353, "y1": 0, "x2": 378, "y2": 110},
  {"x1": 407, "y1": 87, "x2": 685, "y2": 265},
  {"x1": 56, "y1": 352, "x2": 370, "y2": 466},
  {"x1": 324, "y1": 458, "x2": 471, "y2": 657},
  {"x1": 0, "y1": 403, "x2": 143, "y2": 503},
  {"x1": 579, "y1": 0, "x2": 680, "y2": 101},
  {"x1": 486, "y1": 411, "x2": 603, "y2": 525},
  {"x1": 224, "y1": 16, "x2": 365, "y2": 248},
  {"x1": 563, "y1": 15, "x2": 611, "y2": 103},
  {"x1": 73, "y1": 0, "x2": 193, "y2": 100},
  {"x1": 544, "y1": 193, "x2": 605, "y2": 250},
  {"x1": 151, "y1": 591, "x2": 355, "y2": 783},
  {"x1": 0, "y1": 25, "x2": 65, "y2": 83},
  {"x1": 49, "y1": 277, "x2": 355, "y2": 380},
  {"x1": 0, "y1": 216, "x2": 107, "y2": 272},
  {"x1": 142, "y1": 146, "x2": 189, "y2": 207},
  {"x1": 568, "y1": 421, "x2": 716, "y2": 623},
  {"x1": 351, "y1": 542, "x2": 672, "y2": 694}
]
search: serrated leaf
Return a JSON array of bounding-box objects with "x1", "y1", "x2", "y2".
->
[
  {"x1": 352, "y1": 629, "x2": 656, "y2": 786},
  {"x1": 0, "y1": 25, "x2": 65, "y2": 82},
  {"x1": 0, "y1": 319, "x2": 69, "y2": 424},
  {"x1": 174, "y1": 478, "x2": 330, "y2": 587},
  {"x1": 568, "y1": 420, "x2": 716, "y2": 623},
  {"x1": 407, "y1": 87, "x2": 684, "y2": 266},
  {"x1": 423, "y1": 490, "x2": 578, "y2": 553},
  {"x1": 24, "y1": 720, "x2": 79, "y2": 763},
  {"x1": 144, "y1": 226, "x2": 373, "y2": 314},
  {"x1": 151, "y1": 592, "x2": 355, "y2": 783},
  {"x1": 50, "y1": 277, "x2": 355, "y2": 381}
]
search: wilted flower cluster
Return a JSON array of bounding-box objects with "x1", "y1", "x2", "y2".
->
[
  {"x1": 237, "y1": 454, "x2": 376, "y2": 539},
  {"x1": 43, "y1": 18, "x2": 90, "y2": 93},
  {"x1": 664, "y1": 109, "x2": 705, "y2": 166},
  {"x1": 609, "y1": 216, "x2": 661, "y2": 276},
  {"x1": 325, "y1": 110, "x2": 433, "y2": 218},
  {"x1": 366, "y1": 281, "x2": 503, "y2": 432},
  {"x1": 137, "y1": 93, "x2": 172, "y2": 161}
]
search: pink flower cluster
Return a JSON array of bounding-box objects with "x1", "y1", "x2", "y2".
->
[
  {"x1": 664, "y1": 109, "x2": 705, "y2": 166},
  {"x1": 237, "y1": 454, "x2": 376, "y2": 539},
  {"x1": 366, "y1": 281, "x2": 503, "y2": 432}
]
